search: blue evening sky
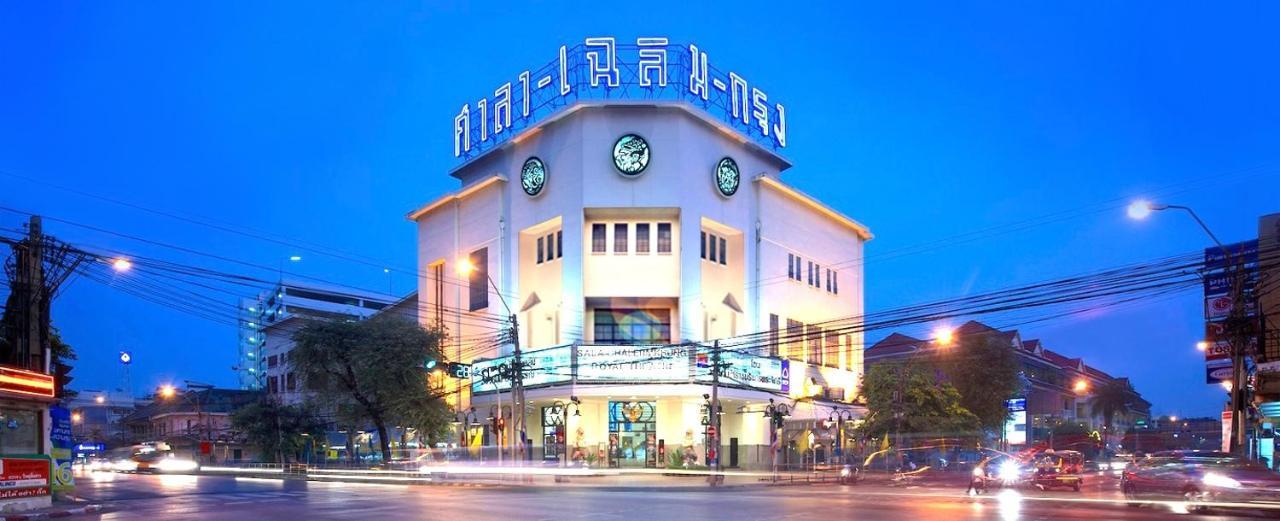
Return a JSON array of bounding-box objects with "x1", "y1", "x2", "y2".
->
[{"x1": 1, "y1": 2, "x2": 1277, "y2": 417}]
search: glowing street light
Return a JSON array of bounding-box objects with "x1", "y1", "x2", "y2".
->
[
  {"x1": 71, "y1": 412, "x2": 82, "y2": 423},
  {"x1": 288, "y1": 255, "x2": 302, "y2": 262},
  {"x1": 933, "y1": 326, "x2": 955, "y2": 347},
  {"x1": 1196, "y1": 341, "x2": 1209, "y2": 352},
  {"x1": 159, "y1": 385, "x2": 176, "y2": 399},
  {"x1": 456, "y1": 258, "x2": 476, "y2": 276},
  {"x1": 1126, "y1": 200, "x2": 1162, "y2": 220},
  {"x1": 1169, "y1": 415, "x2": 1178, "y2": 423},
  {"x1": 111, "y1": 258, "x2": 133, "y2": 272},
  {"x1": 95, "y1": 395, "x2": 105, "y2": 404},
  {"x1": 1073, "y1": 379, "x2": 1089, "y2": 394}
]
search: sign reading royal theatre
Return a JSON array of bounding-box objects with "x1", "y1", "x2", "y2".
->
[{"x1": 453, "y1": 37, "x2": 788, "y2": 165}]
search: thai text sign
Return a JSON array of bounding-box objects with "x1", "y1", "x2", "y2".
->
[
  {"x1": 0, "y1": 457, "x2": 50, "y2": 499},
  {"x1": 695, "y1": 349, "x2": 789, "y2": 392},
  {"x1": 470, "y1": 345, "x2": 571, "y2": 392},
  {"x1": 453, "y1": 38, "x2": 788, "y2": 165},
  {"x1": 577, "y1": 345, "x2": 691, "y2": 382}
]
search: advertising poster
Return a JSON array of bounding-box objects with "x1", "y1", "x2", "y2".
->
[
  {"x1": 0, "y1": 457, "x2": 50, "y2": 499},
  {"x1": 48, "y1": 406, "x2": 74, "y2": 492}
]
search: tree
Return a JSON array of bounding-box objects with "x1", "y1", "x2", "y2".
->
[
  {"x1": 290, "y1": 315, "x2": 449, "y2": 464},
  {"x1": 231, "y1": 397, "x2": 326, "y2": 463},
  {"x1": 936, "y1": 332, "x2": 1021, "y2": 435},
  {"x1": 859, "y1": 360, "x2": 980, "y2": 441},
  {"x1": 1090, "y1": 379, "x2": 1135, "y2": 438}
]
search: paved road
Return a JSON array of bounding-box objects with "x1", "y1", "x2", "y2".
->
[{"x1": 71, "y1": 471, "x2": 1271, "y2": 520}]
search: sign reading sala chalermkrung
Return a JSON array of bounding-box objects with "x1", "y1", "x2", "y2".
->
[{"x1": 453, "y1": 37, "x2": 788, "y2": 165}]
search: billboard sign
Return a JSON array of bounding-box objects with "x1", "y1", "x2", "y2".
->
[
  {"x1": 1004, "y1": 398, "x2": 1027, "y2": 446},
  {"x1": 577, "y1": 345, "x2": 691, "y2": 382},
  {"x1": 471, "y1": 345, "x2": 572, "y2": 392},
  {"x1": 1206, "y1": 359, "x2": 1233, "y2": 384},
  {"x1": 452, "y1": 38, "x2": 789, "y2": 167},
  {"x1": 1204, "y1": 240, "x2": 1258, "y2": 270},
  {"x1": 0, "y1": 458, "x2": 50, "y2": 499},
  {"x1": 695, "y1": 350, "x2": 789, "y2": 392}
]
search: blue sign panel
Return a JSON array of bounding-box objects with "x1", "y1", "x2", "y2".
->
[{"x1": 452, "y1": 37, "x2": 788, "y2": 168}]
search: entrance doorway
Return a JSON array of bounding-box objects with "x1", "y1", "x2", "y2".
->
[{"x1": 608, "y1": 401, "x2": 656, "y2": 468}]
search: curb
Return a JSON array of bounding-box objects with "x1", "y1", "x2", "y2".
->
[{"x1": 0, "y1": 503, "x2": 106, "y2": 520}]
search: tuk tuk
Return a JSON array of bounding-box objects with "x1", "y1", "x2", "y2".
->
[{"x1": 1028, "y1": 449, "x2": 1084, "y2": 491}]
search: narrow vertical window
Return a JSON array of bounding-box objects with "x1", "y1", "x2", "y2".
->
[
  {"x1": 614, "y1": 223, "x2": 628, "y2": 253},
  {"x1": 537, "y1": 237, "x2": 545, "y2": 264},
  {"x1": 556, "y1": 230, "x2": 563, "y2": 258},
  {"x1": 833, "y1": 271, "x2": 838, "y2": 294},
  {"x1": 787, "y1": 254, "x2": 795, "y2": 279},
  {"x1": 657, "y1": 223, "x2": 672, "y2": 253},
  {"x1": 636, "y1": 223, "x2": 650, "y2": 253},
  {"x1": 826, "y1": 268, "x2": 831, "y2": 292},
  {"x1": 807, "y1": 261, "x2": 813, "y2": 285},
  {"x1": 794, "y1": 256, "x2": 802, "y2": 280},
  {"x1": 546, "y1": 233, "x2": 556, "y2": 261},
  {"x1": 700, "y1": 231, "x2": 707, "y2": 259},
  {"x1": 708, "y1": 233, "x2": 718, "y2": 263},
  {"x1": 768, "y1": 314, "x2": 780, "y2": 357},
  {"x1": 468, "y1": 248, "x2": 488, "y2": 311},
  {"x1": 718, "y1": 237, "x2": 727, "y2": 265},
  {"x1": 592, "y1": 224, "x2": 606, "y2": 253},
  {"x1": 814, "y1": 263, "x2": 821, "y2": 287}
]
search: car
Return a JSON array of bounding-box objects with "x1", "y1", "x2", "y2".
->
[{"x1": 1121, "y1": 451, "x2": 1280, "y2": 511}]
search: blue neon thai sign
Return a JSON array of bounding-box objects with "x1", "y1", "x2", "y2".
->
[{"x1": 452, "y1": 37, "x2": 788, "y2": 166}]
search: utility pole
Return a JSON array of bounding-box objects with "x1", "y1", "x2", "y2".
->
[
  {"x1": 708, "y1": 340, "x2": 721, "y2": 485},
  {"x1": 14, "y1": 216, "x2": 46, "y2": 371},
  {"x1": 509, "y1": 313, "x2": 523, "y2": 466}
]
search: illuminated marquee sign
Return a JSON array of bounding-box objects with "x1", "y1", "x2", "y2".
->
[
  {"x1": 577, "y1": 345, "x2": 691, "y2": 382},
  {"x1": 471, "y1": 345, "x2": 571, "y2": 392},
  {"x1": 453, "y1": 37, "x2": 788, "y2": 165},
  {"x1": 0, "y1": 366, "x2": 55, "y2": 399},
  {"x1": 695, "y1": 349, "x2": 789, "y2": 392}
]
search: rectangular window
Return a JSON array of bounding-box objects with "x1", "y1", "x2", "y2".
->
[
  {"x1": 636, "y1": 223, "x2": 650, "y2": 253},
  {"x1": 787, "y1": 254, "x2": 795, "y2": 279},
  {"x1": 786, "y1": 319, "x2": 804, "y2": 361},
  {"x1": 825, "y1": 269, "x2": 831, "y2": 292},
  {"x1": 592, "y1": 309, "x2": 672, "y2": 345},
  {"x1": 807, "y1": 325, "x2": 823, "y2": 365},
  {"x1": 807, "y1": 261, "x2": 814, "y2": 285},
  {"x1": 718, "y1": 237, "x2": 727, "y2": 265},
  {"x1": 286, "y1": 372, "x2": 297, "y2": 391},
  {"x1": 546, "y1": 233, "x2": 556, "y2": 261},
  {"x1": 556, "y1": 230, "x2": 563, "y2": 258},
  {"x1": 537, "y1": 237, "x2": 545, "y2": 264},
  {"x1": 614, "y1": 223, "x2": 628, "y2": 253},
  {"x1": 825, "y1": 330, "x2": 840, "y2": 368},
  {"x1": 468, "y1": 247, "x2": 488, "y2": 311},
  {"x1": 592, "y1": 224, "x2": 607, "y2": 253},
  {"x1": 708, "y1": 233, "x2": 717, "y2": 263},
  {"x1": 432, "y1": 263, "x2": 444, "y2": 325},
  {"x1": 700, "y1": 231, "x2": 707, "y2": 259},
  {"x1": 768, "y1": 314, "x2": 780, "y2": 357},
  {"x1": 657, "y1": 223, "x2": 672, "y2": 253},
  {"x1": 794, "y1": 256, "x2": 802, "y2": 280},
  {"x1": 833, "y1": 271, "x2": 839, "y2": 294},
  {"x1": 267, "y1": 355, "x2": 278, "y2": 369},
  {"x1": 814, "y1": 263, "x2": 821, "y2": 287}
]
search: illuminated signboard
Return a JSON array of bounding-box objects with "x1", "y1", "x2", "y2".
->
[
  {"x1": 471, "y1": 345, "x2": 571, "y2": 392},
  {"x1": 1004, "y1": 398, "x2": 1027, "y2": 446},
  {"x1": 0, "y1": 366, "x2": 55, "y2": 399},
  {"x1": 695, "y1": 349, "x2": 789, "y2": 392},
  {"x1": 452, "y1": 37, "x2": 788, "y2": 166},
  {"x1": 577, "y1": 345, "x2": 691, "y2": 382},
  {"x1": 0, "y1": 457, "x2": 50, "y2": 499}
]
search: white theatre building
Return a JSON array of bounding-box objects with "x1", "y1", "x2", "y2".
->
[{"x1": 409, "y1": 38, "x2": 872, "y2": 469}]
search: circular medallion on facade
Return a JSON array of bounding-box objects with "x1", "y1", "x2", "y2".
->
[
  {"x1": 612, "y1": 134, "x2": 650, "y2": 176},
  {"x1": 520, "y1": 157, "x2": 546, "y2": 197},
  {"x1": 714, "y1": 157, "x2": 740, "y2": 197}
]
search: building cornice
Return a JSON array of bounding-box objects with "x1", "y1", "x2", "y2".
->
[
  {"x1": 406, "y1": 175, "x2": 508, "y2": 221},
  {"x1": 755, "y1": 176, "x2": 873, "y2": 241}
]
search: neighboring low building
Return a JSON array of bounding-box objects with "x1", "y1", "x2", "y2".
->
[
  {"x1": 238, "y1": 280, "x2": 396, "y2": 390},
  {"x1": 66, "y1": 391, "x2": 140, "y2": 448},
  {"x1": 866, "y1": 320, "x2": 1151, "y2": 452},
  {"x1": 121, "y1": 388, "x2": 259, "y2": 463}
]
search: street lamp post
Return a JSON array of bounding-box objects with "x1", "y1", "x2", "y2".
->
[
  {"x1": 830, "y1": 408, "x2": 856, "y2": 483},
  {"x1": 555, "y1": 396, "x2": 582, "y2": 468},
  {"x1": 458, "y1": 258, "x2": 522, "y2": 465},
  {"x1": 452, "y1": 407, "x2": 478, "y2": 461},
  {"x1": 1129, "y1": 201, "x2": 1253, "y2": 456},
  {"x1": 764, "y1": 398, "x2": 791, "y2": 480}
]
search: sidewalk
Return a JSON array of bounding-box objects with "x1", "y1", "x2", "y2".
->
[{"x1": 0, "y1": 501, "x2": 107, "y2": 521}]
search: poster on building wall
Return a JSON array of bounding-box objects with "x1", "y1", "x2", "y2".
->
[
  {"x1": 0, "y1": 457, "x2": 50, "y2": 499},
  {"x1": 48, "y1": 406, "x2": 74, "y2": 492},
  {"x1": 1004, "y1": 398, "x2": 1027, "y2": 446}
]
